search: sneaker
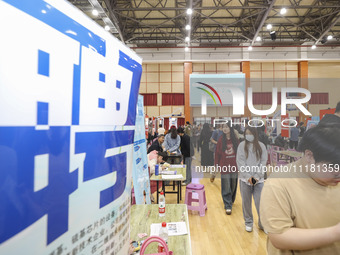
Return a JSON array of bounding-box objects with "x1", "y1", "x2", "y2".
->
[
  {"x1": 245, "y1": 226, "x2": 253, "y2": 232},
  {"x1": 226, "y1": 209, "x2": 232, "y2": 215},
  {"x1": 210, "y1": 177, "x2": 215, "y2": 183}
]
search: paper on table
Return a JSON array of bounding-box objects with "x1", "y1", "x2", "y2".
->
[
  {"x1": 159, "y1": 170, "x2": 177, "y2": 175},
  {"x1": 161, "y1": 174, "x2": 183, "y2": 179},
  {"x1": 150, "y1": 222, "x2": 188, "y2": 236},
  {"x1": 169, "y1": 164, "x2": 185, "y2": 168}
]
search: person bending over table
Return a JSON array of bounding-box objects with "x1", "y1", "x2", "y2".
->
[
  {"x1": 260, "y1": 123, "x2": 340, "y2": 255},
  {"x1": 147, "y1": 151, "x2": 168, "y2": 202}
]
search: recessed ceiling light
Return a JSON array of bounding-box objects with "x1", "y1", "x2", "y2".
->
[
  {"x1": 248, "y1": 46, "x2": 253, "y2": 51},
  {"x1": 327, "y1": 35, "x2": 333, "y2": 40},
  {"x1": 185, "y1": 37, "x2": 190, "y2": 42},
  {"x1": 280, "y1": 8, "x2": 287, "y2": 15},
  {"x1": 105, "y1": 25, "x2": 110, "y2": 31},
  {"x1": 186, "y1": 8, "x2": 193, "y2": 15},
  {"x1": 266, "y1": 24, "x2": 272, "y2": 30},
  {"x1": 185, "y1": 25, "x2": 191, "y2": 30},
  {"x1": 92, "y1": 9, "x2": 99, "y2": 16},
  {"x1": 256, "y1": 36, "x2": 261, "y2": 41},
  {"x1": 185, "y1": 47, "x2": 189, "y2": 52},
  {"x1": 311, "y1": 45, "x2": 316, "y2": 49}
]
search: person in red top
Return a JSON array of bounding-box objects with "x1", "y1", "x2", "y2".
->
[{"x1": 214, "y1": 123, "x2": 239, "y2": 215}]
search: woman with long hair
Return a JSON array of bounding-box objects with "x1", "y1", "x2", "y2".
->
[
  {"x1": 200, "y1": 123, "x2": 214, "y2": 166},
  {"x1": 214, "y1": 123, "x2": 239, "y2": 214},
  {"x1": 163, "y1": 125, "x2": 181, "y2": 154},
  {"x1": 236, "y1": 126, "x2": 267, "y2": 232}
]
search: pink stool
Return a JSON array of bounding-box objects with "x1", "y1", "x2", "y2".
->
[{"x1": 185, "y1": 183, "x2": 207, "y2": 216}]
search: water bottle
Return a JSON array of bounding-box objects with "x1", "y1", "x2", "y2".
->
[
  {"x1": 155, "y1": 164, "x2": 159, "y2": 176},
  {"x1": 158, "y1": 222, "x2": 168, "y2": 253},
  {"x1": 159, "y1": 191, "x2": 165, "y2": 217}
]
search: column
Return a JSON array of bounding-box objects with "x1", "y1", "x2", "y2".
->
[{"x1": 184, "y1": 62, "x2": 192, "y2": 123}]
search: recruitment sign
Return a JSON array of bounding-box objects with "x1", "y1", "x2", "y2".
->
[{"x1": 0, "y1": 0, "x2": 142, "y2": 254}]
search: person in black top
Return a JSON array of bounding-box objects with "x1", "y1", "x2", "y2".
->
[
  {"x1": 319, "y1": 101, "x2": 340, "y2": 126},
  {"x1": 178, "y1": 127, "x2": 193, "y2": 185},
  {"x1": 147, "y1": 135, "x2": 165, "y2": 154}
]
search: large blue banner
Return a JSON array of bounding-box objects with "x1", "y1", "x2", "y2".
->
[
  {"x1": 132, "y1": 96, "x2": 151, "y2": 205},
  {"x1": 0, "y1": 0, "x2": 142, "y2": 254}
]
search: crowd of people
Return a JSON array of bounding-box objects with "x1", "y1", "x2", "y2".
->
[{"x1": 144, "y1": 101, "x2": 340, "y2": 254}]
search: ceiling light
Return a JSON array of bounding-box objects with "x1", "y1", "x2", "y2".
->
[
  {"x1": 270, "y1": 31, "x2": 276, "y2": 41},
  {"x1": 266, "y1": 24, "x2": 272, "y2": 30},
  {"x1": 311, "y1": 45, "x2": 316, "y2": 49},
  {"x1": 256, "y1": 36, "x2": 261, "y2": 41},
  {"x1": 185, "y1": 25, "x2": 191, "y2": 30},
  {"x1": 187, "y1": 8, "x2": 193, "y2": 15},
  {"x1": 185, "y1": 37, "x2": 190, "y2": 42},
  {"x1": 105, "y1": 25, "x2": 110, "y2": 31},
  {"x1": 248, "y1": 46, "x2": 253, "y2": 51},
  {"x1": 280, "y1": 8, "x2": 287, "y2": 15},
  {"x1": 185, "y1": 47, "x2": 189, "y2": 52},
  {"x1": 327, "y1": 35, "x2": 333, "y2": 40},
  {"x1": 92, "y1": 9, "x2": 99, "y2": 16}
]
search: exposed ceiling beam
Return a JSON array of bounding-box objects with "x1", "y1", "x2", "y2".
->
[
  {"x1": 251, "y1": 0, "x2": 276, "y2": 45},
  {"x1": 315, "y1": 13, "x2": 340, "y2": 44},
  {"x1": 109, "y1": 5, "x2": 340, "y2": 11},
  {"x1": 102, "y1": 0, "x2": 124, "y2": 42}
]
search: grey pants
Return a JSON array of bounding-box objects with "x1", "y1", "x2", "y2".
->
[
  {"x1": 239, "y1": 180, "x2": 264, "y2": 229},
  {"x1": 184, "y1": 157, "x2": 192, "y2": 183},
  {"x1": 221, "y1": 173, "x2": 238, "y2": 210}
]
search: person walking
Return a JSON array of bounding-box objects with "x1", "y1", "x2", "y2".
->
[
  {"x1": 237, "y1": 126, "x2": 267, "y2": 232},
  {"x1": 214, "y1": 123, "x2": 239, "y2": 214},
  {"x1": 200, "y1": 123, "x2": 214, "y2": 167}
]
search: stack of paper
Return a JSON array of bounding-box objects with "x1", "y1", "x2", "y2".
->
[
  {"x1": 161, "y1": 174, "x2": 183, "y2": 179},
  {"x1": 169, "y1": 164, "x2": 185, "y2": 168},
  {"x1": 159, "y1": 170, "x2": 177, "y2": 175}
]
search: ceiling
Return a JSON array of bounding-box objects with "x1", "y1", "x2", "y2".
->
[{"x1": 68, "y1": 0, "x2": 340, "y2": 48}]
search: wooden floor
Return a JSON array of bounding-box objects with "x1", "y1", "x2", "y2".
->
[{"x1": 162, "y1": 151, "x2": 268, "y2": 255}]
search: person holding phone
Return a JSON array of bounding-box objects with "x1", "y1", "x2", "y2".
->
[{"x1": 236, "y1": 126, "x2": 267, "y2": 232}]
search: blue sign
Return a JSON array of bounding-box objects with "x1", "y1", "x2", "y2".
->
[
  {"x1": 132, "y1": 96, "x2": 151, "y2": 205},
  {"x1": 0, "y1": 0, "x2": 142, "y2": 254}
]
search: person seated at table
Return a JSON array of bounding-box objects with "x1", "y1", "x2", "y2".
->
[
  {"x1": 163, "y1": 126, "x2": 181, "y2": 154},
  {"x1": 147, "y1": 134, "x2": 165, "y2": 154},
  {"x1": 260, "y1": 123, "x2": 340, "y2": 254},
  {"x1": 147, "y1": 151, "x2": 168, "y2": 201}
]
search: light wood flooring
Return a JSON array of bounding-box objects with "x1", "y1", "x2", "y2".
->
[{"x1": 162, "y1": 151, "x2": 268, "y2": 255}]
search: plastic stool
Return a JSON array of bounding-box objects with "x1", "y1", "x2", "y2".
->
[{"x1": 185, "y1": 183, "x2": 207, "y2": 216}]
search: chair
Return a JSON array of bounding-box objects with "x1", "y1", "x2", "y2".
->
[{"x1": 185, "y1": 183, "x2": 207, "y2": 216}]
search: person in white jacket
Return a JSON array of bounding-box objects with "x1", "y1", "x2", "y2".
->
[{"x1": 236, "y1": 126, "x2": 267, "y2": 233}]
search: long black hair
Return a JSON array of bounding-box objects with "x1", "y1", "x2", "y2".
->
[
  {"x1": 221, "y1": 123, "x2": 239, "y2": 152},
  {"x1": 170, "y1": 126, "x2": 177, "y2": 139},
  {"x1": 200, "y1": 123, "x2": 211, "y2": 138}
]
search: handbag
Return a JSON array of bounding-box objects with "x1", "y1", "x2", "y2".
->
[
  {"x1": 208, "y1": 140, "x2": 216, "y2": 152},
  {"x1": 140, "y1": 236, "x2": 173, "y2": 255}
]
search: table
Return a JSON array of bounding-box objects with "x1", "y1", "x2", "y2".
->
[
  {"x1": 275, "y1": 150, "x2": 303, "y2": 163},
  {"x1": 150, "y1": 165, "x2": 186, "y2": 204},
  {"x1": 130, "y1": 204, "x2": 192, "y2": 255}
]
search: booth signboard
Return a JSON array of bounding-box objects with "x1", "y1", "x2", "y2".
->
[
  {"x1": 132, "y1": 96, "x2": 151, "y2": 205},
  {"x1": 0, "y1": 1, "x2": 142, "y2": 254}
]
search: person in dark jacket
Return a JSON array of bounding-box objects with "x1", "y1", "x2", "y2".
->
[
  {"x1": 200, "y1": 123, "x2": 214, "y2": 166},
  {"x1": 178, "y1": 127, "x2": 193, "y2": 184},
  {"x1": 147, "y1": 135, "x2": 164, "y2": 154},
  {"x1": 319, "y1": 101, "x2": 340, "y2": 125}
]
